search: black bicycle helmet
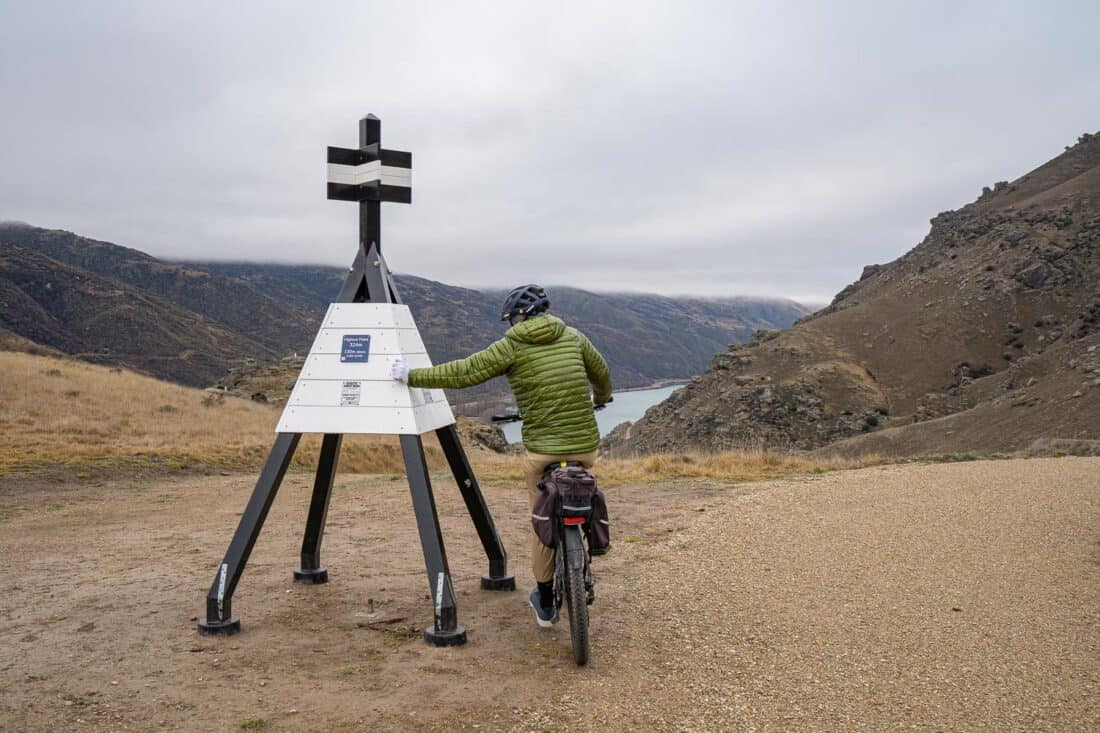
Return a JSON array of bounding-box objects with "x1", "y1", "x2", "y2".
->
[{"x1": 501, "y1": 284, "x2": 550, "y2": 323}]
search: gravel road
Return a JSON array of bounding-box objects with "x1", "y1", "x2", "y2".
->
[
  {"x1": 1, "y1": 457, "x2": 1096, "y2": 731},
  {"x1": 502, "y1": 457, "x2": 1100, "y2": 732}
]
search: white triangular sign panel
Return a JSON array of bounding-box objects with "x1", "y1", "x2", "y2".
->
[{"x1": 276, "y1": 303, "x2": 455, "y2": 435}]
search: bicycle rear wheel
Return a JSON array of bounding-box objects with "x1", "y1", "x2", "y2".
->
[{"x1": 562, "y1": 526, "x2": 590, "y2": 666}]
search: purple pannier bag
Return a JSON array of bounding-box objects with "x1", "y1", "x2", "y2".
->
[
  {"x1": 532, "y1": 462, "x2": 610, "y2": 554},
  {"x1": 531, "y1": 474, "x2": 559, "y2": 548}
]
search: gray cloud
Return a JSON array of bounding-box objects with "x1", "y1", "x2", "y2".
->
[{"x1": 1, "y1": 0, "x2": 1097, "y2": 302}]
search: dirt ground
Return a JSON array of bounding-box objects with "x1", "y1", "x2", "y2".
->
[
  {"x1": 0, "y1": 464, "x2": 731, "y2": 732},
  {"x1": 1, "y1": 458, "x2": 1098, "y2": 731}
]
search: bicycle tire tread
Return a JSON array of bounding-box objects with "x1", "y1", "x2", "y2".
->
[{"x1": 564, "y1": 527, "x2": 590, "y2": 666}]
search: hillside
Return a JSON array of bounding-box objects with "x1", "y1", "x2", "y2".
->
[
  {"x1": 0, "y1": 225, "x2": 316, "y2": 358},
  {"x1": 487, "y1": 287, "x2": 807, "y2": 388},
  {"x1": 0, "y1": 221, "x2": 810, "y2": 411},
  {"x1": 0, "y1": 349, "x2": 868, "y2": 484},
  {"x1": 0, "y1": 243, "x2": 275, "y2": 386},
  {"x1": 0, "y1": 350, "x2": 519, "y2": 473},
  {"x1": 605, "y1": 131, "x2": 1100, "y2": 456},
  {"x1": 191, "y1": 262, "x2": 810, "y2": 392}
]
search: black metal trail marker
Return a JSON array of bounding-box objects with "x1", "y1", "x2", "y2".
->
[{"x1": 197, "y1": 114, "x2": 515, "y2": 646}]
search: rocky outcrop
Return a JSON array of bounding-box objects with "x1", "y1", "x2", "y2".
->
[
  {"x1": 455, "y1": 417, "x2": 513, "y2": 454},
  {"x1": 605, "y1": 130, "x2": 1100, "y2": 456},
  {"x1": 218, "y1": 354, "x2": 307, "y2": 404}
]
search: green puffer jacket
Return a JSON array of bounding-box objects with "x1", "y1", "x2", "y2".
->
[{"x1": 408, "y1": 315, "x2": 612, "y2": 454}]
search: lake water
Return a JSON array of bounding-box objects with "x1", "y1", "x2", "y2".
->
[{"x1": 498, "y1": 384, "x2": 683, "y2": 444}]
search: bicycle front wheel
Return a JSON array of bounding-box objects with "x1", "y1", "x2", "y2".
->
[{"x1": 562, "y1": 526, "x2": 590, "y2": 666}]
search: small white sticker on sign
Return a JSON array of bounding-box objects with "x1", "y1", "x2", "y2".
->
[{"x1": 340, "y1": 381, "x2": 362, "y2": 406}]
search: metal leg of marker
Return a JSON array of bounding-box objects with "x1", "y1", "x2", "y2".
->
[
  {"x1": 435, "y1": 424, "x2": 515, "y2": 591},
  {"x1": 400, "y1": 434, "x2": 467, "y2": 646},
  {"x1": 294, "y1": 433, "x2": 342, "y2": 584},
  {"x1": 198, "y1": 432, "x2": 302, "y2": 636}
]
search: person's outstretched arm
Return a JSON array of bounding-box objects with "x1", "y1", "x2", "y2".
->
[
  {"x1": 406, "y1": 338, "x2": 515, "y2": 389},
  {"x1": 579, "y1": 332, "x2": 612, "y2": 405}
]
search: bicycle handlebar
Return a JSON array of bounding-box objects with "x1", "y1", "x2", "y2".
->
[{"x1": 491, "y1": 396, "x2": 612, "y2": 423}]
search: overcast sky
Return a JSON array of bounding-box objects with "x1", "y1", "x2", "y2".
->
[{"x1": 1, "y1": 1, "x2": 1097, "y2": 303}]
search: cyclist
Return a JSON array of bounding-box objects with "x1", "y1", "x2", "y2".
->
[{"x1": 390, "y1": 284, "x2": 612, "y2": 627}]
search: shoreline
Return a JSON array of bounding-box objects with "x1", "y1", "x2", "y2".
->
[
  {"x1": 497, "y1": 381, "x2": 686, "y2": 441},
  {"x1": 615, "y1": 379, "x2": 687, "y2": 393},
  {"x1": 466, "y1": 380, "x2": 687, "y2": 425}
]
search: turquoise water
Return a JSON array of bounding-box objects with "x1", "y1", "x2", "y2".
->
[{"x1": 498, "y1": 384, "x2": 683, "y2": 444}]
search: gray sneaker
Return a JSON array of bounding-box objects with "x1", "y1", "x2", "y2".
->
[{"x1": 528, "y1": 588, "x2": 558, "y2": 627}]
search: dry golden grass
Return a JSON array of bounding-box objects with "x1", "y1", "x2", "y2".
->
[
  {"x1": 590, "y1": 450, "x2": 873, "y2": 484},
  {"x1": 0, "y1": 351, "x2": 878, "y2": 482},
  {"x1": 471, "y1": 448, "x2": 877, "y2": 488},
  {"x1": 0, "y1": 351, "x2": 434, "y2": 473}
]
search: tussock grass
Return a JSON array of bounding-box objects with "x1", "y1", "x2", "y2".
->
[
  {"x1": 471, "y1": 449, "x2": 876, "y2": 488},
  {"x1": 0, "y1": 351, "x2": 440, "y2": 473},
  {"x1": 0, "y1": 351, "x2": 877, "y2": 482},
  {"x1": 592, "y1": 450, "x2": 873, "y2": 484}
]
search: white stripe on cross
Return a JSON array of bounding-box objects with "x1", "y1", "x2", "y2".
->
[{"x1": 327, "y1": 162, "x2": 412, "y2": 188}]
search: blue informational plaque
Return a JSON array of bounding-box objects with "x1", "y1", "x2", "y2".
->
[{"x1": 340, "y1": 334, "x2": 372, "y2": 362}]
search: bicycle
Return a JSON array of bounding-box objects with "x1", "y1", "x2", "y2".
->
[
  {"x1": 492, "y1": 398, "x2": 611, "y2": 666},
  {"x1": 552, "y1": 467, "x2": 596, "y2": 665}
]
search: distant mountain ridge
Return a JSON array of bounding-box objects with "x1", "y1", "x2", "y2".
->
[
  {"x1": 189, "y1": 262, "x2": 809, "y2": 390},
  {"x1": 0, "y1": 224, "x2": 809, "y2": 407}
]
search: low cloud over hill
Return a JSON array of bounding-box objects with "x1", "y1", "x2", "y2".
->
[
  {"x1": 605, "y1": 132, "x2": 1100, "y2": 457},
  {"x1": 0, "y1": 224, "x2": 807, "y2": 410}
]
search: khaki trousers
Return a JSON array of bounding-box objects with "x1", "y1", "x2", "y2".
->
[{"x1": 523, "y1": 449, "x2": 599, "y2": 583}]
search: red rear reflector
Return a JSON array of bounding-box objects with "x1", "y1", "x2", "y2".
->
[{"x1": 562, "y1": 517, "x2": 586, "y2": 525}]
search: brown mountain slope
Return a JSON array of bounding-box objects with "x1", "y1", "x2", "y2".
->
[
  {"x1": 0, "y1": 244, "x2": 277, "y2": 386},
  {"x1": 2, "y1": 223, "x2": 808, "y2": 412},
  {"x1": 0, "y1": 224, "x2": 317, "y2": 357},
  {"x1": 605, "y1": 131, "x2": 1100, "y2": 456},
  {"x1": 188, "y1": 263, "x2": 809, "y2": 391}
]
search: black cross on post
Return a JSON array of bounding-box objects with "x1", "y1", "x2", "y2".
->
[
  {"x1": 327, "y1": 113, "x2": 410, "y2": 303},
  {"x1": 197, "y1": 114, "x2": 515, "y2": 647}
]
